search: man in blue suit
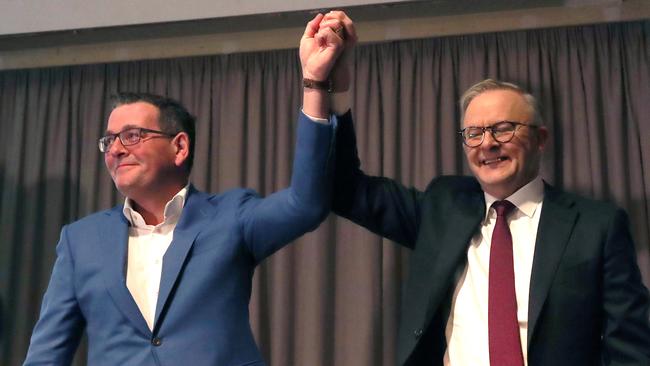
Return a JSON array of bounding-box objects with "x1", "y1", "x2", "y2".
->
[{"x1": 23, "y1": 13, "x2": 347, "y2": 366}]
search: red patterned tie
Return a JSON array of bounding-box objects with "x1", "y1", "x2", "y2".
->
[{"x1": 489, "y1": 200, "x2": 524, "y2": 366}]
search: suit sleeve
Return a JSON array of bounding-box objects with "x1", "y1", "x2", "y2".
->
[
  {"x1": 332, "y1": 111, "x2": 422, "y2": 248},
  {"x1": 23, "y1": 226, "x2": 85, "y2": 365},
  {"x1": 237, "y1": 111, "x2": 336, "y2": 263},
  {"x1": 601, "y1": 209, "x2": 650, "y2": 365}
]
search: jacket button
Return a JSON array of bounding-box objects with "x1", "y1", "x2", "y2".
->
[
  {"x1": 414, "y1": 329, "x2": 423, "y2": 339},
  {"x1": 151, "y1": 337, "x2": 162, "y2": 346}
]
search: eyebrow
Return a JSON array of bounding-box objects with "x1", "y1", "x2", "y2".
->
[
  {"x1": 463, "y1": 120, "x2": 528, "y2": 128},
  {"x1": 104, "y1": 124, "x2": 143, "y2": 135}
]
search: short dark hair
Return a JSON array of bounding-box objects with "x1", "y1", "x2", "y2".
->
[{"x1": 110, "y1": 92, "x2": 196, "y2": 172}]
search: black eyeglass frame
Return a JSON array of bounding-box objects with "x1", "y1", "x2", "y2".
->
[
  {"x1": 98, "y1": 127, "x2": 177, "y2": 153},
  {"x1": 458, "y1": 121, "x2": 538, "y2": 148}
]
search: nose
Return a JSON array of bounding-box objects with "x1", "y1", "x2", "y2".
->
[{"x1": 481, "y1": 129, "x2": 501, "y2": 150}]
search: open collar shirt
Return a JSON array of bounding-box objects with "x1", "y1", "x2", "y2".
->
[
  {"x1": 444, "y1": 176, "x2": 545, "y2": 365},
  {"x1": 123, "y1": 185, "x2": 188, "y2": 330}
]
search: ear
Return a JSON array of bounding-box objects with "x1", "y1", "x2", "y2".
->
[{"x1": 172, "y1": 132, "x2": 190, "y2": 168}]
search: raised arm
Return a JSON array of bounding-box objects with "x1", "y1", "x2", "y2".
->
[
  {"x1": 333, "y1": 110, "x2": 423, "y2": 248},
  {"x1": 315, "y1": 11, "x2": 423, "y2": 248},
  {"x1": 300, "y1": 13, "x2": 347, "y2": 118},
  {"x1": 238, "y1": 13, "x2": 349, "y2": 262}
]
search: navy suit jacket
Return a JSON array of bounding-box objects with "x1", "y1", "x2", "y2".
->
[
  {"x1": 24, "y1": 112, "x2": 337, "y2": 366},
  {"x1": 333, "y1": 111, "x2": 650, "y2": 365}
]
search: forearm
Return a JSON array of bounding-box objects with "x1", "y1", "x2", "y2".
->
[
  {"x1": 332, "y1": 111, "x2": 421, "y2": 247},
  {"x1": 241, "y1": 112, "x2": 336, "y2": 262},
  {"x1": 302, "y1": 88, "x2": 330, "y2": 119},
  {"x1": 289, "y1": 112, "x2": 335, "y2": 209}
]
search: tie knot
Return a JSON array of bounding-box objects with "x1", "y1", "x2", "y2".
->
[{"x1": 492, "y1": 200, "x2": 516, "y2": 217}]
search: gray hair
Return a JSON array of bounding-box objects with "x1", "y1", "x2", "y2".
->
[{"x1": 459, "y1": 79, "x2": 544, "y2": 127}]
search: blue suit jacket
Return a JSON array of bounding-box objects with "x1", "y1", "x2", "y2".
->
[{"x1": 24, "y1": 112, "x2": 337, "y2": 366}]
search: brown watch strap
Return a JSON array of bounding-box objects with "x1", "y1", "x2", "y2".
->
[{"x1": 303, "y1": 78, "x2": 332, "y2": 93}]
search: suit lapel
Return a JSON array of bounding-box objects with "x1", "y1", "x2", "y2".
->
[
  {"x1": 99, "y1": 206, "x2": 151, "y2": 337},
  {"x1": 398, "y1": 183, "x2": 485, "y2": 365},
  {"x1": 527, "y1": 184, "x2": 578, "y2": 346},
  {"x1": 427, "y1": 191, "x2": 485, "y2": 301},
  {"x1": 153, "y1": 187, "x2": 213, "y2": 330},
  {"x1": 415, "y1": 187, "x2": 485, "y2": 327}
]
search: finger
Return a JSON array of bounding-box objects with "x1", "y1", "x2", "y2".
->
[
  {"x1": 317, "y1": 19, "x2": 343, "y2": 29},
  {"x1": 314, "y1": 31, "x2": 328, "y2": 48},
  {"x1": 334, "y1": 13, "x2": 357, "y2": 45},
  {"x1": 316, "y1": 25, "x2": 345, "y2": 43},
  {"x1": 318, "y1": 19, "x2": 345, "y2": 38},
  {"x1": 331, "y1": 25, "x2": 345, "y2": 40},
  {"x1": 303, "y1": 13, "x2": 324, "y2": 39},
  {"x1": 321, "y1": 12, "x2": 357, "y2": 45},
  {"x1": 324, "y1": 10, "x2": 346, "y2": 21}
]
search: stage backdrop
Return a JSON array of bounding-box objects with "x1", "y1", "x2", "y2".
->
[{"x1": 0, "y1": 19, "x2": 648, "y2": 366}]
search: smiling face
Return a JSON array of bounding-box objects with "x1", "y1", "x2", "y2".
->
[
  {"x1": 104, "y1": 101, "x2": 186, "y2": 201},
  {"x1": 462, "y1": 89, "x2": 547, "y2": 199}
]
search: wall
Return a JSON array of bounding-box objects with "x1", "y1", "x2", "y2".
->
[{"x1": 0, "y1": 0, "x2": 648, "y2": 70}]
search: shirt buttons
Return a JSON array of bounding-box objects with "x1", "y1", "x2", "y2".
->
[
  {"x1": 414, "y1": 328, "x2": 423, "y2": 339},
  {"x1": 151, "y1": 337, "x2": 162, "y2": 346}
]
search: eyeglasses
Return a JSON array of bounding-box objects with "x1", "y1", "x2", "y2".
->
[
  {"x1": 458, "y1": 121, "x2": 538, "y2": 148},
  {"x1": 98, "y1": 127, "x2": 177, "y2": 153}
]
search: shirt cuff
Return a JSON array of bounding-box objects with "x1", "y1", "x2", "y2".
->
[{"x1": 302, "y1": 111, "x2": 330, "y2": 124}]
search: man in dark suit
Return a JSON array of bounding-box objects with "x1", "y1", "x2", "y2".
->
[
  {"x1": 23, "y1": 13, "x2": 347, "y2": 366},
  {"x1": 322, "y1": 11, "x2": 650, "y2": 366}
]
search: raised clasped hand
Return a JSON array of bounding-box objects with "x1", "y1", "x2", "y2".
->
[
  {"x1": 316, "y1": 11, "x2": 357, "y2": 93},
  {"x1": 299, "y1": 13, "x2": 347, "y2": 82}
]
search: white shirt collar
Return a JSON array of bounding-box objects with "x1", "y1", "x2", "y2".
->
[
  {"x1": 483, "y1": 176, "x2": 544, "y2": 221},
  {"x1": 123, "y1": 184, "x2": 189, "y2": 228}
]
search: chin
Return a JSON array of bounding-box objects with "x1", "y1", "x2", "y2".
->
[
  {"x1": 113, "y1": 178, "x2": 137, "y2": 194},
  {"x1": 476, "y1": 171, "x2": 510, "y2": 185},
  {"x1": 477, "y1": 176, "x2": 517, "y2": 195}
]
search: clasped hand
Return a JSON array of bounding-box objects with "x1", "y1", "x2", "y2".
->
[{"x1": 299, "y1": 11, "x2": 357, "y2": 86}]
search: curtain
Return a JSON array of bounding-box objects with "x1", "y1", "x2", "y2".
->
[{"x1": 0, "y1": 20, "x2": 648, "y2": 366}]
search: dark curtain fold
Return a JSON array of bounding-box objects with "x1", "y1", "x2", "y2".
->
[{"x1": 0, "y1": 20, "x2": 648, "y2": 366}]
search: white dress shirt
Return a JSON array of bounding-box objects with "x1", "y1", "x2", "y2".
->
[
  {"x1": 444, "y1": 177, "x2": 544, "y2": 365},
  {"x1": 123, "y1": 186, "x2": 188, "y2": 330}
]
